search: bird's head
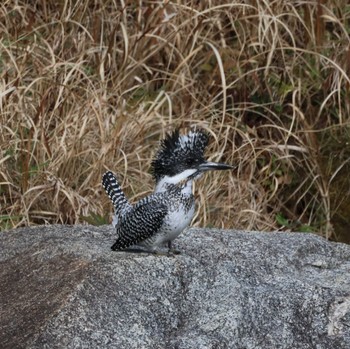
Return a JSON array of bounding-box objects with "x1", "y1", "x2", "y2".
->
[{"x1": 151, "y1": 128, "x2": 233, "y2": 189}]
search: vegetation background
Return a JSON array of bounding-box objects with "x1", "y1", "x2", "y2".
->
[{"x1": 1, "y1": 0, "x2": 350, "y2": 243}]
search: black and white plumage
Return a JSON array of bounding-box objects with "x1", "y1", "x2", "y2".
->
[
  {"x1": 102, "y1": 171, "x2": 132, "y2": 227},
  {"x1": 102, "y1": 128, "x2": 233, "y2": 253},
  {"x1": 151, "y1": 129, "x2": 209, "y2": 183}
]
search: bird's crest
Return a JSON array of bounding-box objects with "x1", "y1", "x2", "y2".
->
[{"x1": 151, "y1": 128, "x2": 209, "y2": 182}]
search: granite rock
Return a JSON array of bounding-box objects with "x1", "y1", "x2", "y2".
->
[{"x1": 0, "y1": 225, "x2": 349, "y2": 349}]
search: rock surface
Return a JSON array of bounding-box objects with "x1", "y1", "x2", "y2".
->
[{"x1": 0, "y1": 225, "x2": 350, "y2": 349}]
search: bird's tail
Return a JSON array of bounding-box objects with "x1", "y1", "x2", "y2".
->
[{"x1": 102, "y1": 171, "x2": 132, "y2": 221}]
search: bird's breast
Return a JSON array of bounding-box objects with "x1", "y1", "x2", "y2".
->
[{"x1": 160, "y1": 194, "x2": 195, "y2": 242}]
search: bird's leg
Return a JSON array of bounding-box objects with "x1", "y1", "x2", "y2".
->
[
  {"x1": 142, "y1": 243, "x2": 181, "y2": 257},
  {"x1": 167, "y1": 241, "x2": 181, "y2": 255},
  {"x1": 117, "y1": 248, "x2": 152, "y2": 254},
  {"x1": 112, "y1": 246, "x2": 179, "y2": 256},
  {"x1": 111, "y1": 244, "x2": 180, "y2": 256},
  {"x1": 111, "y1": 244, "x2": 155, "y2": 254}
]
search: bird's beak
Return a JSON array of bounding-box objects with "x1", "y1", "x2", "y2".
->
[{"x1": 198, "y1": 161, "x2": 235, "y2": 172}]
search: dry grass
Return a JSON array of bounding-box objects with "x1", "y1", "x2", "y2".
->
[{"x1": 1, "y1": 0, "x2": 350, "y2": 243}]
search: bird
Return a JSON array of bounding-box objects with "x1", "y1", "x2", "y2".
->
[{"x1": 102, "y1": 128, "x2": 233, "y2": 254}]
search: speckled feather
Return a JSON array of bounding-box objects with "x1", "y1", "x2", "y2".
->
[
  {"x1": 102, "y1": 171, "x2": 132, "y2": 226},
  {"x1": 110, "y1": 184, "x2": 194, "y2": 250},
  {"x1": 103, "y1": 129, "x2": 209, "y2": 251},
  {"x1": 151, "y1": 128, "x2": 209, "y2": 183},
  {"x1": 102, "y1": 170, "x2": 195, "y2": 251}
]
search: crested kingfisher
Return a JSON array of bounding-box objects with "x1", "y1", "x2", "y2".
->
[{"x1": 102, "y1": 128, "x2": 233, "y2": 254}]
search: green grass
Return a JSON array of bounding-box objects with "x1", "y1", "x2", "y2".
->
[{"x1": 1, "y1": 0, "x2": 350, "y2": 243}]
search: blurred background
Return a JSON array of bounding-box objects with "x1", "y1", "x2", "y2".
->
[{"x1": 1, "y1": 0, "x2": 350, "y2": 243}]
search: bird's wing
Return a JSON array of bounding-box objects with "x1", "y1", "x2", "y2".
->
[{"x1": 111, "y1": 198, "x2": 168, "y2": 250}]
